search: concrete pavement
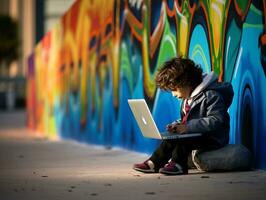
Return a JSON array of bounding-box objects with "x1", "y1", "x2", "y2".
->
[{"x1": 0, "y1": 111, "x2": 266, "y2": 200}]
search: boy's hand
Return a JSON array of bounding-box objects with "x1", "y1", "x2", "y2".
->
[
  {"x1": 174, "y1": 124, "x2": 187, "y2": 134},
  {"x1": 166, "y1": 124, "x2": 175, "y2": 133},
  {"x1": 166, "y1": 122, "x2": 187, "y2": 134},
  {"x1": 166, "y1": 121, "x2": 179, "y2": 133}
]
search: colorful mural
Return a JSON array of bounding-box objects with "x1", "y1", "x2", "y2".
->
[{"x1": 27, "y1": 0, "x2": 266, "y2": 169}]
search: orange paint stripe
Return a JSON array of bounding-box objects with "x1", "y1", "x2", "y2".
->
[
  {"x1": 150, "y1": 5, "x2": 165, "y2": 57},
  {"x1": 165, "y1": 0, "x2": 175, "y2": 17},
  {"x1": 234, "y1": 0, "x2": 251, "y2": 21},
  {"x1": 125, "y1": 8, "x2": 143, "y2": 41},
  {"x1": 131, "y1": 27, "x2": 142, "y2": 42}
]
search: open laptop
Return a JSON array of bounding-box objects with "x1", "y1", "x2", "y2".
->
[{"x1": 128, "y1": 99, "x2": 202, "y2": 140}]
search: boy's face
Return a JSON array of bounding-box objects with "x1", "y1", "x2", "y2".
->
[{"x1": 172, "y1": 86, "x2": 192, "y2": 100}]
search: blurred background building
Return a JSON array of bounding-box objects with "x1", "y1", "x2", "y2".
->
[{"x1": 0, "y1": 0, "x2": 74, "y2": 110}]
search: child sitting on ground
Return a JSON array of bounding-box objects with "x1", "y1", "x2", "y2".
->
[{"x1": 133, "y1": 56, "x2": 234, "y2": 175}]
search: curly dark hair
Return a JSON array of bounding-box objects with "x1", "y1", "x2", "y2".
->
[{"x1": 155, "y1": 56, "x2": 203, "y2": 91}]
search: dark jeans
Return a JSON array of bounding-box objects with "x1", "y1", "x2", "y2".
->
[{"x1": 149, "y1": 136, "x2": 221, "y2": 170}]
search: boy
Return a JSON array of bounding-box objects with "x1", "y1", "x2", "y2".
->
[{"x1": 133, "y1": 56, "x2": 234, "y2": 175}]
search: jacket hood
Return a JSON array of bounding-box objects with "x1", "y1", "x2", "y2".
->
[{"x1": 190, "y1": 71, "x2": 234, "y2": 108}]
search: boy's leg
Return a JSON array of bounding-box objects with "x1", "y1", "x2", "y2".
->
[
  {"x1": 133, "y1": 140, "x2": 178, "y2": 173},
  {"x1": 171, "y1": 136, "x2": 219, "y2": 170},
  {"x1": 158, "y1": 137, "x2": 209, "y2": 175},
  {"x1": 149, "y1": 139, "x2": 179, "y2": 169}
]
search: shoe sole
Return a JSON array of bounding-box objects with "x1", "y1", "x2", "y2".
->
[
  {"x1": 159, "y1": 169, "x2": 187, "y2": 175},
  {"x1": 133, "y1": 167, "x2": 157, "y2": 173}
]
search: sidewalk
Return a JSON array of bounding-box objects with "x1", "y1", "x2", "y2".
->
[{"x1": 0, "y1": 111, "x2": 266, "y2": 200}]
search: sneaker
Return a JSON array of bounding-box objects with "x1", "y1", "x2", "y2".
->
[
  {"x1": 133, "y1": 160, "x2": 158, "y2": 173},
  {"x1": 159, "y1": 160, "x2": 188, "y2": 175}
]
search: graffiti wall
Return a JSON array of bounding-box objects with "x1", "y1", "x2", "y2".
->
[{"x1": 27, "y1": 0, "x2": 266, "y2": 169}]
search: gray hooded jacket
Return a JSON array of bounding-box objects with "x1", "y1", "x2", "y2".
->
[{"x1": 183, "y1": 72, "x2": 234, "y2": 147}]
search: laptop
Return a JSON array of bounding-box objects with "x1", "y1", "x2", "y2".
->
[{"x1": 128, "y1": 99, "x2": 202, "y2": 140}]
